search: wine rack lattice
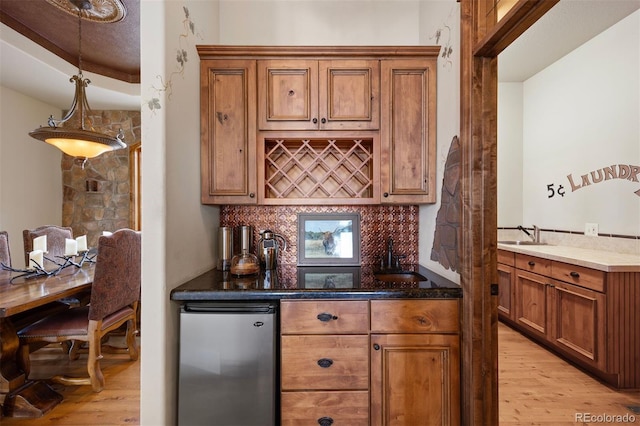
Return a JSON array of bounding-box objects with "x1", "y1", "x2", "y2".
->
[{"x1": 264, "y1": 138, "x2": 374, "y2": 199}]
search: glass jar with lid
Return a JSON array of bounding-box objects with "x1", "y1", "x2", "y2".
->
[{"x1": 230, "y1": 249, "x2": 260, "y2": 277}]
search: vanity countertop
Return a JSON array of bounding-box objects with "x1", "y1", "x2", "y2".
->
[
  {"x1": 497, "y1": 243, "x2": 640, "y2": 272},
  {"x1": 170, "y1": 264, "x2": 461, "y2": 302}
]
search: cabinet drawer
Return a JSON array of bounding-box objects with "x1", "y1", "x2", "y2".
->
[
  {"x1": 551, "y1": 261, "x2": 605, "y2": 293},
  {"x1": 281, "y1": 335, "x2": 369, "y2": 390},
  {"x1": 498, "y1": 249, "x2": 515, "y2": 266},
  {"x1": 370, "y1": 299, "x2": 459, "y2": 333},
  {"x1": 281, "y1": 300, "x2": 369, "y2": 334},
  {"x1": 281, "y1": 391, "x2": 369, "y2": 426},
  {"x1": 516, "y1": 253, "x2": 551, "y2": 276}
]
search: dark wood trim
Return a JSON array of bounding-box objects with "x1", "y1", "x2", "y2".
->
[
  {"x1": 460, "y1": 0, "x2": 561, "y2": 423},
  {"x1": 473, "y1": 0, "x2": 560, "y2": 57},
  {"x1": 197, "y1": 45, "x2": 441, "y2": 59}
]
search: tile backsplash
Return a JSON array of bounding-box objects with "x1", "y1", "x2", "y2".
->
[{"x1": 221, "y1": 205, "x2": 419, "y2": 266}]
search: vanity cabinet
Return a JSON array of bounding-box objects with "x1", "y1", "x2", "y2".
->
[
  {"x1": 500, "y1": 249, "x2": 640, "y2": 389},
  {"x1": 197, "y1": 46, "x2": 440, "y2": 205},
  {"x1": 258, "y1": 59, "x2": 379, "y2": 131},
  {"x1": 199, "y1": 59, "x2": 257, "y2": 204},
  {"x1": 280, "y1": 298, "x2": 461, "y2": 425},
  {"x1": 380, "y1": 59, "x2": 437, "y2": 204}
]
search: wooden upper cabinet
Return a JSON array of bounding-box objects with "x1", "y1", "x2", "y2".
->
[
  {"x1": 380, "y1": 58, "x2": 437, "y2": 204},
  {"x1": 200, "y1": 59, "x2": 257, "y2": 204},
  {"x1": 197, "y1": 46, "x2": 439, "y2": 205},
  {"x1": 258, "y1": 59, "x2": 380, "y2": 131}
]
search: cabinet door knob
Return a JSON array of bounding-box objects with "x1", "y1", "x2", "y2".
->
[
  {"x1": 317, "y1": 358, "x2": 333, "y2": 368},
  {"x1": 528, "y1": 261, "x2": 535, "y2": 267},
  {"x1": 570, "y1": 271, "x2": 580, "y2": 278},
  {"x1": 318, "y1": 417, "x2": 334, "y2": 426},
  {"x1": 321, "y1": 118, "x2": 327, "y2": 123},
  {"x1": 373, "y1": 343, "x2": 380, "y2": 350},
  {"x1": 313, "y1": 118, "x2": 318, "y2": 124},
  {"x1": 317, "y1": 312, "x2": 338, "y2": 322},
  {"x1": 383, "y1": 192, "x2": 389, "y2": 198},
  {"x1": 249, "y1": 192, "x2": 255, "y2": 198}
]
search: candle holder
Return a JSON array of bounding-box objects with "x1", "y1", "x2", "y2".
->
[{"x1": 1, "y1": 247, "x2": 97, "y2": 283}]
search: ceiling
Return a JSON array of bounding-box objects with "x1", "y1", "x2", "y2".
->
[
  {"x1": 0, "y1": 1, "x2": 638, "y2": 111},
  {"x1": 0, "y1": 0, "x2": 140, "y2": 110},
  {"x1": 499, "y1": 0, "x2": 640, "y2": 82}
]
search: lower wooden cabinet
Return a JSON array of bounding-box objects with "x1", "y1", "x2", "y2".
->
[
  {"x1": 499, "y1": 249, "x2": 640, "y2": 389},
  {"x1": 370, "y1": 333, "x2": 460, "y2": 426},
  {"x1": 280, "y1": 299, "x2": 461, "y2": 425}
]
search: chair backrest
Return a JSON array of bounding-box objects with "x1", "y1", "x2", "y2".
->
[
  {"x1": 89, "y1": 229, "x2": 141, "y2": 322},
  {"x1": 0, "y1": 231, "x2": 11, "y2": 267},
  {"x1": 23, "y1": 225, "x2": 73, "y2": 268}
]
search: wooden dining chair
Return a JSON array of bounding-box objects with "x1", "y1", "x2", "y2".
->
[
  {"x1": 18, "y1": 229, "x2": 141, "y2": 392},
  {"x1": 22, "y1": 225, "x2": 74, "y2": 269},
  {"x1": 0, "y1": 230, "x2": 11, "y2": 267}
]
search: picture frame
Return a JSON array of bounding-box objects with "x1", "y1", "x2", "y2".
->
[
  {"x1": 297, "y1": 266, "x2": 361, "y2": 289},
  {"x1": 297, "y1": 213, "x2": 361, "y2": 266}
]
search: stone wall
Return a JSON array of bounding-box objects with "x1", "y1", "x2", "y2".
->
[{"x1": 62, "y1": 110, "x2": 141, "y2": 249}]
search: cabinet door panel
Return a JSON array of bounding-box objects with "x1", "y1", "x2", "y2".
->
[
  {"x1": 281, "y1": 391, "x2": 369, "y2": 426},
  {"x1": 498, "y1": 263, "x2": 515, "y2": 319},
  {"x1": 201, "y1": 60, "x2": 256, "y2": 204},
  {"x1": 380, "y1": 59, "x2": 437, "y2": 204},
  {"x1": 258, "y1": 60, "x2": 318, "y2": 130},
  {"x1": 319, "y1": 60, "x2": 380, "y2": 130},
  {"x1": 514, "y1": 269, "x2": 548, "y2": 338},
  {"x1": 281, "y1": 335, "x2": 369, "y2": 390},
  {"x1": 549, "y1": 280, "x2": 606, "y2": 369},
  {"x1": 371, "y1": 334, "x2": 460, "y2": 426},
  {"x1": 281, "y1": 300, "x2": 369, "y2": 334}
]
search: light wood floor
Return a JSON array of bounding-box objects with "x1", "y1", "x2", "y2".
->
[
  {"x1": 1, "y1": 336, "x2": 140, "y2": 425},
  {"x1": 2, "y1": 325, "x2": 638, "y2": 425},
  {"x1": 499, "y1": 321, "x2": 640, "y2": 425}
]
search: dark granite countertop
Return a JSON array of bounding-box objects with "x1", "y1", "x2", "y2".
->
[{"x1": 170, "y1": 264, "x2": 461, "y2": 301}]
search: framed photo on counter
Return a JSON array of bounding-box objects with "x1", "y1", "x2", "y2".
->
[{"x1": 297, "y1": 213, "x2": 361, "y2": 266}]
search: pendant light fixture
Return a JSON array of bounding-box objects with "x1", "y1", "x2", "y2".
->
[{"x1": 29, "y1": 0, "x2": 126, "y2": 164}]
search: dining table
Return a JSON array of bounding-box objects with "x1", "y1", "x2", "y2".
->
[{"x1": 0, "y1": 263, "x2": 94, "y2": 418}]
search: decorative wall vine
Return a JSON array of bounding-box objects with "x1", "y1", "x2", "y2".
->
[{"x1": 146, "y1": 5, "x2": 203, "y2": 113}]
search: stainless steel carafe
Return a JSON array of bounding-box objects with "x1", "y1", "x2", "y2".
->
[
  {"x1": 218, "y1": 226, "x2": 233, "y2": 271},
  {"x1": 257, "y1": 230, "x2": 287, "y2": 269}
]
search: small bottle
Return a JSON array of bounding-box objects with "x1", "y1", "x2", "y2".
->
[{"x1": 230, "y1": 248, "x2": 260, "y2": 277}]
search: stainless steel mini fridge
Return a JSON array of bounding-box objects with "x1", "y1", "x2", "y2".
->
[{"x1": 178, "y1": 302, "x2": 277, "y2": 426}]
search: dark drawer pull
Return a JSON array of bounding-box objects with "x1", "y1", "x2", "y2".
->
[
  {"x1": 317, "y1": 312, "x2": 338, "y2": 322},
  {"x1": 570, "y1": 271, "x2": 580, "y2": 278},
  {"x1": 317, "y1": 358, "x2": 333, "y2": 368},
  {"x1": 373, "y1": 343, "x2": 380, "y2": 350},
  {"x1": 318, "y1": 417, "x2": 334, "y2": 426},
  {"x1": 528, "y1": 261, "x2": 535, "y2": 267}
]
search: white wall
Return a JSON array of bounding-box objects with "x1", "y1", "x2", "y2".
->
[
  {"x1": 0, "y1": 86, "x2": 63, "y2": 267},
  {"x1": 140, "y1": 1, "x2": 220, "y2": 425},
  {"x1": 498, "y1": 10, "x2": 640, "y2": 238},
  {"x1": 497, "y1": 83, "x2": 524, "y2": 227}
]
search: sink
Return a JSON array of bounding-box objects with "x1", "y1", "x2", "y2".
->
[
  {"x1": 374, "y1": 271, "x2": 428, "y2": 283},
  {"x1": 498, "y1": 240, "x2": 547, "y2": 246}
]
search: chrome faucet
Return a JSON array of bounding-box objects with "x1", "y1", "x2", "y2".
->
[{"x1": 518, "y1": 225, "x2": 541, "y2": 243}]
